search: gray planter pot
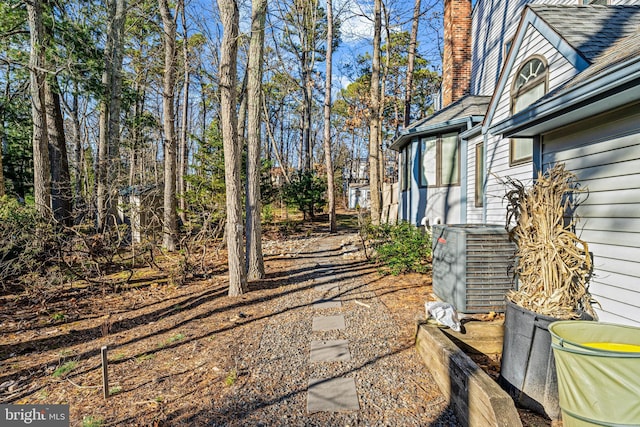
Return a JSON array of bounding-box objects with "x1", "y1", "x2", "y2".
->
[{"x1": 499, "y1": 300, "x2": 592, "y2": 419}]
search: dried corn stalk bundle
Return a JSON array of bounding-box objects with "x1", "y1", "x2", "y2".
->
[{"x1": 504, "y1": 164, "x2": 594, "y2": 319}]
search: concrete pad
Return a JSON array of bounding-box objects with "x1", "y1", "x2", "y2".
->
[
  {"x1": 307, "y1": 377, "x2": 360, "y2": 412},
  {"x1": 313, "y1": 299, "x2": 342, "y2": 309},
  {"x1": 312, "y1": 315, "x2": 346, "y2": 331},
  {"x1": 310, "y1": 340, "x2": 351, "y2": 362}
]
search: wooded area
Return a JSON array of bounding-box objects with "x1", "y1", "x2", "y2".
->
[{"x1": 0, "y1": 0, "x2": 442, "y2": 295}]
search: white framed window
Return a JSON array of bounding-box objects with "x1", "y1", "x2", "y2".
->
[
  {"x1": 420, "y1": 132, "x2": 460, "y2": 187},
  {"x1": 440, "y1": 133, "x2": 460, "y2": 185},
  {"x1": 510, "y1": 56, "x2": 547, "y2": 165},
  {"x1": 420, "y1": 136, "x2": 436, "y2": 187}
]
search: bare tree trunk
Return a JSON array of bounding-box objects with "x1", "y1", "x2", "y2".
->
[
  {"x1": 219, "y1": 0, "x2": 247, "y2": 296},
  {"x1": 130, "y1": 77, "x2": 147, "y2": 187},
  {"x1": 0, "y1": 113, "x2": 5, "y2": 197},
  {"x1": 0, "y1": 123, "x2": 4, "y2": 197},
  {"x1": 262, "y1": 96, "x2": 290, "y2": 184},
  {"x1": 368, "y1": 0, "x2": 382, "y2": 225},
  {"x1": 323, "y1": 0, "x2": 336, "y2": 233},
  {"x1": 380, "y1": 3, "x2": 390, "y2": 186},
  {"x1": 237, "y1": 71, "x2": 248, "y2": 153},
  {"x1": 304, "y1": 77, "x2": 313, "y2": 171},
  {"x1": 45, "y1": 80, "x2": 72, "y2": 225},
  {"x1": 0, "y1": 73, "x2": 7, "y2": 197},
  {"x1": 27, "y1": 0, "x2": 51, "y2": 215},
  {"x1": 97, "y1": 0, "x2": 126, "y2": 231},
  {"x1": 97, "y1": 97, "x2": 108, "y2": 228},
  {"x1": 67, "y1": 89, "x2": 83, "y2": 208},
  {"x1": 178, "y1": 3, "x2": 190, "y2": 225},
  {"x1": 245, "y1": 0, "x2": 267, "y2": 280},
  {"x1": 404, "y1": 0, "x2": 421, "y2": 128},
  {"x1": 159, "y1": 0, "x2": 179, "y2": 251}
]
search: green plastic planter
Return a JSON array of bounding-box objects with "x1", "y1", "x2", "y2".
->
[{"x1": 549, "y1": 321, "x2": 640, "y2": 427}]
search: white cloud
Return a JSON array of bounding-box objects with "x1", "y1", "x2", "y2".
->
[
  {"x1": 336, "y1": 74, "x2": 353, "y2": 91},
  {"x1": 335, "y1": 0, "x2": 374, "y2": 43}
]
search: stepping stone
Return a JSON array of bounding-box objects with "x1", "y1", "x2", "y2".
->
[
  {"x1": 314, "y1": 282, "x2": 339, "y2": 292},
  {"x1": 313, "y1": 298, "x2": 342, "y2": 309},
  {"x1": 310, "y1": 340, "x2": 351, "y2": 362},
  {"x1": 307, "y1": 377, "x2": 360, "y2": 412},
  {"x1": 312, "y1": 315, "x2": 346, "y2": 331}
]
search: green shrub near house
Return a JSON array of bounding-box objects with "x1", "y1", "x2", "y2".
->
[{"x1": 364, "y1": 222, "x2": 432, "y2": 275}]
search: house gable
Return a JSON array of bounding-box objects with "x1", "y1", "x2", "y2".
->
[
  {"x1": 482, "y1": 9, "x2": 591, "y2": 223},
  {"x1": 490, "y1": 30, "x2": 640, "y2": 138},
  {"x1": 483, "y1": 6, "x2": 590, "y2": 133}
]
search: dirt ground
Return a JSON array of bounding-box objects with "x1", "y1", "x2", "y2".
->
[{"x1": 0, "y1": 211, "x2": 550, "y2": 426}]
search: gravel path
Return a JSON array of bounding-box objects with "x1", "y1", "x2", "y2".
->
[{"x1": 216, "y1": 233, "x2": 459, "y2": 426}]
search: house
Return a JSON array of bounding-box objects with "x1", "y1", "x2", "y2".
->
[
  {"x1": 488, "y1": 5, "x2": 640, "y2": 326},
  {"x1": 390, "y1": 95, "x2": 490, "y2": 225},
  {"x1": 118, "y1": 185, "x2": 163, "y2": 244},
  {"x1": 392, "y1": 0, "x2": 640, "y2": 326},
  {"x1": 347, "y1": 183, "x2": 370, "y2": 209}
]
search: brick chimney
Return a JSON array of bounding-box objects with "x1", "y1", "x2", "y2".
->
[{"x1": 442, "y1": 0, "x2": 472, "y2": 107}]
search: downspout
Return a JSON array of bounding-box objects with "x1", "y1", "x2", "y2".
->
[
  {"x1": 482, "y1": 127, "x2": 488, "y2": 224},
  {"x1": 533, "y1": 134, "x2": 543, "y2": 179},
  {"x1": 460, "y1": 118, "x2": 473, "y2": 223}
]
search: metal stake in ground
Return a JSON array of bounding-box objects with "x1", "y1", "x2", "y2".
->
[{"x1": 101, "y1": 346, "x2": 109, "y2": 398}]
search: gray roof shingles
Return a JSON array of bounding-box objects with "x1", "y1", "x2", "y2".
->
[
  {"x1": 405, "y1": 95, "x2": 491, "y2": 132},
  {"x1": 527, "y1": 5, "x2": 640, "y2": 102},
  {"x1": 529, "y1": 5, "x2": 640, "y2": 62},
  {"x1": 496, "y1": 5, "x2": 640, "y2": 134},
  {"x1": 392, "y1": 95, "x2": 490, "y2": 150}
]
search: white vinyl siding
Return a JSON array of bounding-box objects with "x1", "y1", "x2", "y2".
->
[
  {"x1": 466, "y1": 133, "x2": 484, "y2": 223},
  {"x1": 484, "y1": 23, "x2": 581, "y2": 224},
  {"x1": 484, "y1": 132, "x2": 533, "y2": 224},
  {"x1": 471, "y1": 0, "x2": 526, "y2": 96},
  {"x1": 425, "y1": 186, "x2": 462, "y2": 226},
  {"x1": 542, "y1": 104, "x2": 640, "y2": 326},
  {"x1": 470, "y1": 0, "x2": 579, "y2": 96}
]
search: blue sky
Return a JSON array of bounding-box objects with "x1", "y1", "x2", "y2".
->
[
  {"x1": 330, "y1": 0, "x2": 444, "y2": 89},
  {"x1": 187, "y1": 0, "x2": 444, "y2": 90}
]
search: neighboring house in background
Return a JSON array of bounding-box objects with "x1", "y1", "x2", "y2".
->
[
  {"x1": 392, "y1": 0, "x2": 640, "y2": 326},
  {"x1": 344, "y1": 158, "x2": 370, "y2": 210},
  {"x1": 345, "y1": 158, "x2": 369, "y2": 184},
  {"x1": 347, "y1": 183, "x2": 370, "y2": 209},
  {"x1": 118, "y1": 185, "x2": 163, "y2": 244},
  {"x1": 270, "y1": 166, "x2": 290, "y2": 188}
]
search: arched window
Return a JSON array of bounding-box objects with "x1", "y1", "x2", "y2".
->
[{"x1": 510, "y1": 56, "x2": 548, "y2": 165}]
